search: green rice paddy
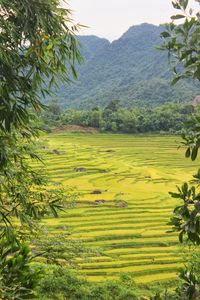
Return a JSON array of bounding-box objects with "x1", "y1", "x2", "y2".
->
[{"x1": 38, "y1": 133, "x2": 198, "y2": 285}]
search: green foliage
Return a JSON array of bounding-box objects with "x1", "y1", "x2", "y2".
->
[
  {"x1": 160, "y1": 0, "x2": 200, "y2": 82},
  {"x1": 183, "y1": 246, "x2": 200, "y2": 283},
  {"x1": 53, "y1": 102, "x2": 194, "y2": 133},
  {"x1": 0, "y1": 0, "x2": 81, "y2": 237},
  {"x1": 161, "y1": 0, "x2": 200, "y2": 245},
  {"x1": 181, "y1": 109, "x2": 200, "y2": 161},
  {"x1": 150, "y1": 292, "x2": 171, "y2": 300},
  {"x1": 0, "y1": 0, "x2": 81, "y2": 297},
  {"x1": 0, "y1": 0, "x2": 81, "y2": 132},
  {"x1": 178, "y1": 268, "x2": 200, "y2": 299},
  {"x1": 160, "y1": 1, "x2": 200, "y2": 299},
  {"x1": 169, "y1": 182, "x2": 200, "y2": 244},
  {"x1": 37, "y1": 265, "x2": 139, "y2": 300},
  {"x1": 166, "y1": 246, "x2": 200, "y2": 299},
  {"x1": 0, "y1": 239, "x2": 41, "y2": 299}
]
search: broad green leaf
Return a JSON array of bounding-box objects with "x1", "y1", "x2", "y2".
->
[
  {"x1": 171, "y1": 14, "x2": 185, "y2": 20},
  {"x1": 191, "y1": 147, "x2": 198, "y2": 161}
]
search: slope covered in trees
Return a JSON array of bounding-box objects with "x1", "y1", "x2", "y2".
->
[{"x1": 55, "y1": 23, "x2": 199, "y2": 109}]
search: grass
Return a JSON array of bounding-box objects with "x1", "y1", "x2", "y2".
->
[{"x1": 37, "y1": 133, "x2": 198, "y2": 285}]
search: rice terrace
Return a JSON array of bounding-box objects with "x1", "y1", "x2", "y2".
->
[
  {"x1": 38, "y1": 133, "x2": 198, "y2": 286},
  {"x1": 2, "y1": 0, "x2": 200, "y2": 298}
]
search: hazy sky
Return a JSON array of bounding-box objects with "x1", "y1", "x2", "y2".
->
[{"x1": 68, "y1": 0, "x2": 176, "y2": 41}]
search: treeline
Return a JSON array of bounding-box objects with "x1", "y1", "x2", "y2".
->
[{"x1": 41, "y1": 100, "x2": 194, "y2": 133}]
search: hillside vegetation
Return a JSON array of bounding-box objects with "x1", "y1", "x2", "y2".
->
[
  {"x1": 41, "y1": 100, "x2": 194, "y2": 134},
  {"x1": 53, "y1": 24, "x2": 199, "y2": 109}
]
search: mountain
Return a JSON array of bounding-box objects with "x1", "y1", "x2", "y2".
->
[
  {"x1": 53, "y1": 23, "x2": 199, "y2": 109},
  {"x1": 77, "y1": 35, "x2": 110, "y2": 62}
]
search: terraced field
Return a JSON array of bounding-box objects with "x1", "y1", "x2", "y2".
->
[{"x1": 38, "y1": 133, "x2": 198, "y2": 285}]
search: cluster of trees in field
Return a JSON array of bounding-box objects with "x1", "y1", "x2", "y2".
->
[
  {"x1": 29, "y1": 247, "x2": 200, "y2": 299},
  {"x1": 41, "y1": 99, "x2": 194, "y2": 134},
  {"x1": 36, "y1": 266, "x2": 140, "y2": 299}
]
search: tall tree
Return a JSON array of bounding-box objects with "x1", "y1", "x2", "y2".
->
[
  {"x1": 0, "y1": 0, "x2": 81, "y2": 297},
  {"x1": 160, "y1": 1, "x2": 200, "y2": 298},
  {"x1": 161, "y1": 0, "x2": 200, "y2": 245}
]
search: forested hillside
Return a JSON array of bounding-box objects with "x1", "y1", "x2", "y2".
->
[{"x1": 53, "y1": 23, "x2": 199, "y2": 109}]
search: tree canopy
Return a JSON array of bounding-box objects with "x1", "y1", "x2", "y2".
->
[
  {"x1": 0, "y1": 0, "x2": 81, "y2": 297},
  {"x1": 159, "y1": 1, "x2": 200, "y2": 298}
]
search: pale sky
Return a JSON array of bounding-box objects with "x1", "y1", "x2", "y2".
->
[{"x1": 68, "y1": 0, "x2": 176, "y2": 41}]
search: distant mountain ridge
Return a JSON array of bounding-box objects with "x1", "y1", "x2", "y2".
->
[{"x1": 54, "y1": 23, "x2": 199, "y2": 109}]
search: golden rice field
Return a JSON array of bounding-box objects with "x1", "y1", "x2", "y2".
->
[{"x1": 37, "y1": 133, "x2": 198, "y2": 285}]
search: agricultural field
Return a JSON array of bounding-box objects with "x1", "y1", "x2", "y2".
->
[{"x1": 37, "y1": 133, "x2": 198, "y2": 286}]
